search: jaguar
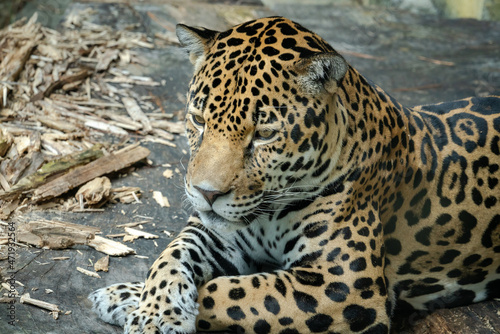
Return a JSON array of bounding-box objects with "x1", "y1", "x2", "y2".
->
[{"x1": 89, "y1": 17, "x2": 500, "y2": 333}]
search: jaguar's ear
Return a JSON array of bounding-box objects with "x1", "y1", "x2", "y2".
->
[
  {"x1": 176, "y1": 24, "x2": 219, "y2": 72},
  {"x1": 294, "y1": 52, "x2": 348, "y2": 95}
]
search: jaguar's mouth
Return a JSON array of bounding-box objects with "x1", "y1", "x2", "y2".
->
[
  {"x1": 195, "y1": 194, "x2": 273, "y2": 230},
  {"x1": 199, "y1": 209, "x2": 259, "y2": 231},
  {"x1": 205, "y1": 210, "x2": 229, "y2": 222}
]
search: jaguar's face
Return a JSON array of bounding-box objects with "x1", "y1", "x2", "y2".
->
[
  {"x1": 179, "y1": 17, "x2": 348, "y2": 231},
  {"x1": 183, "y1": 75, "x2": 315, "y2": 231}
]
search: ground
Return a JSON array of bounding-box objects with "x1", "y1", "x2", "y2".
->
[{"x1": 0, "y1": 1, "x2": 499, "y2": 333}]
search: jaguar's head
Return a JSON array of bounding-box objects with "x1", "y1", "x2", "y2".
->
[{"x1": 177, "y1": 17, "x2": 349, "y2": 231}]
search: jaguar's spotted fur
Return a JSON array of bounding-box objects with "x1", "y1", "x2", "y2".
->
[{"x1": 89, "y1": 17, "x2": 500, "y2": 333}]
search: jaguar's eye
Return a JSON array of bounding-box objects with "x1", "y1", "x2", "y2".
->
[
  {"x1": 192, "y1": 114, "x2": 205, "y2": 126},
  {"x1": 255, "y1": 129, "x2": 276, "y2": 140}
]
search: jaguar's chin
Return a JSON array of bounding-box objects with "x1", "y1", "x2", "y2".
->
[{"x1": 198, "y1": 210, "x2": 250, "y2": 232}]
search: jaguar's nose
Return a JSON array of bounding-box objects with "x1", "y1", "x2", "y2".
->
[{"x1": 194, "y1": 186, "x2": 228, "y2": 206}]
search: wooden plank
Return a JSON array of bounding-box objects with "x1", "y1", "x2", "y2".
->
[
  {"x1": 17, "y1": 219, "x2": 100, "y2": 249},
  {"x1": 0, "y1": 145, "x2": 104, "y2": 201},
  {"x1": 32, "y1": 145, "x2": 150, "y2": 202}
]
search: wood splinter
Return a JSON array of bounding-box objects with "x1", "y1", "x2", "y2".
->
[
  {"x1": 76, "y1": 267, "x2": 101, "y2": 278},
  {"x1": 20, "y1": 293, "x2": 60, "y2": 313}
]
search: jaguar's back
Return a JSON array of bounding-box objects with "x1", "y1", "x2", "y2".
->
[{"x1": 378, "y1": 95, "x2": 500, "y2": 312}]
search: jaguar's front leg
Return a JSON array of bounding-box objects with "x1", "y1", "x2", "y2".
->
[
  {"x1": 125, "y1": 216, "x2": 252, "y2": 334},
  {"x1": 195, "y1": 266, "x2": 391, "y2": 333},
  {"x1": 192, "y1": 215, "x2": 392, "y2": 333}
]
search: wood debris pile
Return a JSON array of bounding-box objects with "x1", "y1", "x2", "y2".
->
[
  {"x1": 0, "y1": 10, "x2": 183, "y2": 317},
  {"x1": 0, "y1": 10, "x2": 185, "y2": 219}
]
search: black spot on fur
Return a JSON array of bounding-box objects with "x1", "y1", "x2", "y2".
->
[
  {"x1": 343, "y1": 304, "x2": 377, "y2": 332},
  {"x1": 325, "y1": 282, "x2": 349, "y2": 302},
  {"x1": 415, "y1": 227, "x2": 432, "y2": 246},
  {"x1": 198, "y1": 320, "x2": 211, "y2": 330},
  {"x1": 439, "y1": 249, "x2": 461, "y2": 264},
  {"x1": 254, "y1": 319, "x2": 271, "y2": 334},
  {"x1": 293, "y1": 290, "x2": 318, "y2": 313},
  {"x1": 229, "y1": 287, "x2": 246, "y2": 300},
  {"x1": 456, "y1": 211, "x2": 477, "y2": 244},
  {"x1": 274, "y1": 277, "x2": 287, "y2": 297},
  {"x1": 279, "y1": 317, "x2": 293, "y2": 325},
  {"x1": 350, "y1": 257, "x2": 367, "y2": 272},
  {"x1": 293, "y1": 270, "x2": 325, "y2": 286},
  {"x1": 227, "y1": 306, "x2": 246, "y2": 320},
  {"x1": 304, "y1": 222, "x2": 328, "y2": 238},
  {"x1": 227, "y1": 38, "x2": 244, "y2": 46},
  {"x1": 264, "y1": 295, "x2": 281, "y2": 315},
  {"x1": 306, "y1": 314, "x2": 333, "y2": 332},
  {"x1": 482, "y1": 215, "x2": 500, "y2": 249},
  {"x1": 202, "y1": 296, "x2": 214, "y2": 309}
]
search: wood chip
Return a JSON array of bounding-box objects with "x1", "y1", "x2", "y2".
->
[
  {"x1": 96, "y1": 49, "x2": 119, "y2": 72},
  {"x1": 152, "y1": 190, "x2": 170, "y2": 207},
  {"x1": 101, "y1": 113, "x2": 142, "y2": 131},
  {"x1": 143, "y1": 136, "x2": 176, "y2": 147},
  {"x1": 50, "y1": 310, "x2": 59, "y2": 320},
  {"x1": 0, "y1": 41, "x2": 36, "y2": 106},
  {"x1": 94, "y1": 255, "x2": 109, "y2": 272},
  {"x1": 0, "y1": 129, "x2": 13, "y2": 157},
  {"x1": 75, "y1": 176, "x2": 111, "y2": 206},
  {"x1": 76, "y1": 266, "x2": 101, "y2": 278},
  {"x1": 122, "y1": 97, "x2": 152, "y2": 133},
  {"x1": 104, "y1": 76, "x2": 160, "y2": 86},
  {"x1": 36, "y1": 116, "x2": 79, "y2": 133},
  {"x1": 1, "y1": 283, "x2": 19, "y2": 296},
  {"x1": 134, "y1": 255, "x2": 149, "y2": 259},
  {"x1": 0, "y1": 173, "x2": 10, "y2": 191},
  {"x1": 162, "y1": 169, "x2": 173, "y2": 179},
  {"x1": 0, "y1": 298, "x2": 16, "y2": 304},
  {"x1": 84, "y1": 119, "x2": 129, "y2": 136},
  {"x1": 106, "y1": 233, "x2": 127, "y2": 238},
  {"x1": 88, "y1": 235, "x2": 135, "y2": 256},
  {"x1": 116, "y1": 220, "x2": 150, "y2": 228},
  {"x1": 150, "y1": 120, "x2": 185, "y2": 134},
  {"x1": 13, "y1": 136, "x2": 31, "y2": 155},
  {"x1": 20, "y1": 293, "x2": 60, "y2": 312},
  {"x1": 30, "y1": 69, "x2": 92, "y2": 102},
  {"x1": 111, "y1": 186, "x2": 142, "y2": 203},
  {"x1": 0, "y1": 199, "x2": 20, "y2": 220},
  {"x1": 153, "y1": 128, "x2": 175, "y2": 141},
  {"x1": 124, "y1": 227, "x2": 158, "y2": 239}
]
